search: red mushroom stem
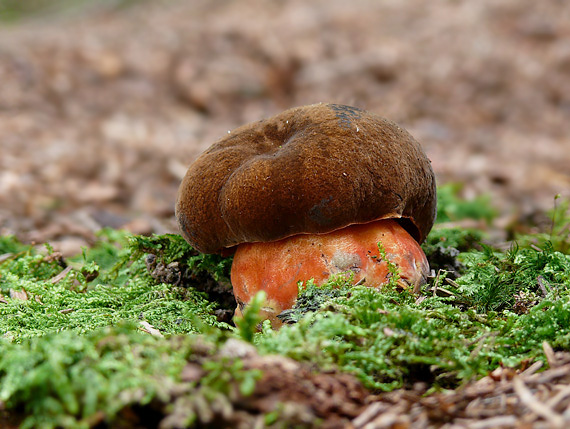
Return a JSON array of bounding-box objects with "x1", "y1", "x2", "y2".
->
[{"x1": 231, "y1": 218, "x2": 429, "y2": 326}]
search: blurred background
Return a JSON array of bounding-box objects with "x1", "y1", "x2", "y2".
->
[{"x1": 0, "y1": 0, "x2": 569, "y2": 255}]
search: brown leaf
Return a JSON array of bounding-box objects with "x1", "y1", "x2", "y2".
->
[{"x1": 9, "y1": 289, "x2": 28, "y2": 301}]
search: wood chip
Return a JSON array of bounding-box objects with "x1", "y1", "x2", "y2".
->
[
  {"x1": 365, "y1": 411, "x2": 407, "y2": 428},
  {"x1": 0, "y1": 253, "x2": 13, "y2": 263},
  {"x1": 9, "y1": 289, "x2": 28, "y2": 301},
  {"x1": 180, "y1": 363, "x2": 205, "y2": 383},
  {"x1": 139, "y1": 321, "x2": 164, "y2": 337},
  {"x1": 50, "y1": 266, "x2": 73, "y2": 284},
  {"x1": 167, "y1": 158, "x2": 189, "y2": 181}
]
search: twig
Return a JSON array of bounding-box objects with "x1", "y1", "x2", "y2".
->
[
  {"x1": 546, "y1": 384, "x2": 570, "y2": 410},
  {"x1": 466, "y1": 415, "x2": 518, "y2": 429},
  {"x1": 0, "y1": 253, "x2": 13, "y2": 263},
  {"x1": 139, "y1": 321, "x2": 164, "y2": 337},
  {"x1": 50, "y1": 266, "x2": 73, "y2": 284},
  {"x1": 434, "y1": 286, "x2": 455, "y2": 297},
  {"x1": 352, "y1": 402, "x2": 388, "y2": 428},
  {"x1": 445, "y1": 278, "x2": 460, "y2": 288},
  {"x1": 543, "y1": 341, "x2": 558, "y2": 368},
  {"x1": 431, "y1": 269, "x2": 448, "y2": 297},
  {"x1": 354, "y1": 276, "x2": 366, "y2": 286},
  {"x1": 521, "y1": 360, "x2": 543, "y2": 377},
  {"x1": 526, "y1": 364, "x2": 570, "y2": 384},
  {"x1": 537, "y1": 276, "x2": 549, "y2": 297},
  {"x1": 513, "y1": 376, "x2": 564, "y2": 427}
]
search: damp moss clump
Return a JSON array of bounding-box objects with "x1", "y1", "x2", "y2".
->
[
  {"x1": 0, "y1": 323, "x2": 262, "y2": 429},
  {"x1": 435, "y1": 182, "x2": 496, "y2": 224},
  {"x1": 255, "y1": 223, "x2": 570, "y2": 391},
  {"x1": 256, "y1": 251, "x2": 570, "y2": 391},
  {"x1": 1, "y1": 191, "x2": 570, "y2": 426},
  {"x1": 0, "y1": 229, "x2": 232, "y2": 342},
  {"x1": 455, "y1": 242, "x2": 570, "y2": 312}
]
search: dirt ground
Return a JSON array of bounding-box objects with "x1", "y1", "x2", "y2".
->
[
  {"x1": 1, "y1": 0, "x2": 569, "y2": 255},
  {"x1": 1, "y1": 2, "x2": 570, "y2": 426}
]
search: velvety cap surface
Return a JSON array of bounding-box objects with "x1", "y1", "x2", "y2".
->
[{"x1": 176, "y1": 103, "x2": 436, "y2": 254}]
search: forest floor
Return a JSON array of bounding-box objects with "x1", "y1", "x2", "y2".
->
[
  {"x1": 1, "y1": 0, "x2": 569, "y2": 255},
  {"x1": 1, "y1": 0, "x2": 570, "y2": 427}
]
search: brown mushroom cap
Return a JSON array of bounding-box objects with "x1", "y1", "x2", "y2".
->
[{"x1": 176, "y1": 103, "x2": 436, "y2": 254}]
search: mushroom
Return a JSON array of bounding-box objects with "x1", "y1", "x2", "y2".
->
[{"x1": 176, "y1": 103, "x2": 436, "y2": 326}]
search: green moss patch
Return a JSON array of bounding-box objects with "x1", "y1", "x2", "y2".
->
[{"x1": 1, "y1": 192, "x2": 570, "y2": 426}]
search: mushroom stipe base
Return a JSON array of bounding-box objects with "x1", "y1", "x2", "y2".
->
[{"x1": 231, "y1": 219, "x2": 429, "y2": 327}]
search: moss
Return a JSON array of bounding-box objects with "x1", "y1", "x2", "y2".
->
[
  {"x1": 0, "y1": 324, "x2": 185, "y2": 428},
  {"x1": 0, "y1": 230, "x2": 231, "y2": 342},
  {"x1": 2, "y1": 190, "x2": 570, "y2": 425},
  {"x1": 0, "y1": 235, "x2": 30, "y2": 254},
  {"x1": 0, "y1": 324, "x2": 261, "y2": 429},
  {"x1": 254, "y1": 220, "x2": 570, "y2": 391},
  {"x1": 423, "y1": 226, "x2": 483, "y2": 254},
  {"x1": 257, "y1": 277, "x2": 570, "y2": 391},
  {"x1": 435, "y1": 183, "x2": 496, "y2": 224},
  {"x1": 454, "y1": 242, "x2": 570, "y2": 312},
  {"x1": 515, "y1": 195, "x2": 570, "y2": 254}
]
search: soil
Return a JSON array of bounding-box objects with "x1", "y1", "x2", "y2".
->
[
  {"x1": 1, "y1": 0, "x2": 569, "y2": 255},
  {"x1": 1, "y1": 0, "x2": 570, "y2": 426}
]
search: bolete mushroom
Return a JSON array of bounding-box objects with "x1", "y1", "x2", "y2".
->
[{"x1": 176, "y1": 103, "x2": 436, "y2": 326}]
